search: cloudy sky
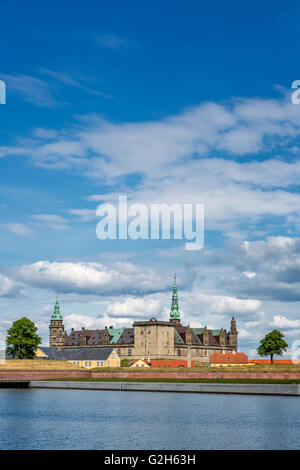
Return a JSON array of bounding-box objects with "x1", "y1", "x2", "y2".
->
[{"x1": 1, "y1": 0, "x2": 300, "y2": 357}]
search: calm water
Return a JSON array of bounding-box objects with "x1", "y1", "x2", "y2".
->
[{"x1": 0, "y1": 388, "x2": 299, "y2": 449}]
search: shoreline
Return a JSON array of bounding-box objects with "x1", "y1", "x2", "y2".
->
[{"x1": 28, "y1": 380, "x2": 300, "y2": 396}]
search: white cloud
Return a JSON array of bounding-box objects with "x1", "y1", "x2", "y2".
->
[
  {"x1": 0, "y1": 274, "x2": 26, "y2": 298},
  {"x1": 243, "y1": 272, "x2": 257, "y2": 279},
  {"x1": 64, "y1": 313, "x2": 131, "y2": 330},
  {"x1": 15, "y1": 260, "x2": 171, "y2": 296},
  {"x1": 190, "y1": 293, "x2": 262, "y2": 316},
  {"x1": 223, "y1": 236, "x2": 300, "y2": 301},
  {"x1": 69, "y1": 209, "x2": 96, "y2": 222},
  {"x1": 271, "y1": 315, "x2": 300, "y2": 329},
  {"x1": 3, "y1": 95, "x2": 300, "y2": 235},
  {"x1": 0, "y1": 74, "x2": 57, "y2": 108},
  {"x1": 31, "y1": 214, "x2": 69, "y2": 230},
  {"x1": 39, "y1": 69, "x2": 112, "y2": 99},
  {"x1": 5, "y1": 223, "x2": 33, "y2": 237},
  {"x1": 106, "y1": 297, "x2": 161, "y2": 318}
]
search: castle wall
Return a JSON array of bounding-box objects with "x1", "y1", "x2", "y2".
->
[{"x1": 132, "y1": 321, "x2": 176, "y2": 358}]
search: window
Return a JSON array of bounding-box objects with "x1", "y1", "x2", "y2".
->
[
  {"x1": 178, "y1": 349, "x2": 181, "y2": 356},
  {"x1": 97, "y1": 362, "x2": 99, "y2": 367},
  {"x1": 101, "y1": 361, "x2": 103, "y2": 367},
  {"x1": 128, "y1": 349, "x2": 132, "y2": 356},
  {"x1": 112, "y1": 354, "x2": 115, "y2": 358},
  {"x1": 89, "y1": 362, "x2": 91, "y2": 367},
  {"x1": 117, "y1": 349, "x2": 121, "y2": 356},
  {"x1": 85, "y1": 362, "x2": 88, "y2": 367}
]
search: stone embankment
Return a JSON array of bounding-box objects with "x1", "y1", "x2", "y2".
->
[
  {"x1": 29, "y1": 380, "x2": 300, "y2": 396},
  {"x1": 1, "y1": 370, "x2": 300, "y2": 381}
]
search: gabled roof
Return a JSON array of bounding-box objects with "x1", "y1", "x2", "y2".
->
[
  {"x1": 175, "y1": 326, "x2": 201, "y2": 345},
  {"x1": 210, "y1": 352, "x2": 248, "y2": 364},
  {"x1": 88, "y1": 330, "x2": 104, "y2": 345},
  {"x1": 36, "y1": 347, "x2": 58, "y2": 360},
  {"x1": 67, "y1": 329, "x2": 95, "y2": 346},
  {"x1": 192, "y1": 328, "x2": 205, "y2": 335},
  {"x1": 117, "y1": 328, "x2": 134, "y2": 344},
  {"x1": 174, "y1": 329, "x2": 185, "y2": 344},
  {"x1": 39, "y1": 346, "x2": 116, "y2": 361}
]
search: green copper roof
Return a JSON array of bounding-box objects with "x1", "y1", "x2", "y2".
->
[
  {"x1": 212, "y1": 329, "x2": 221, "y2": 336},
  {"x1": 108, "y1": 328, "x2": 124, "y2": 344},
  {"x1": 51, "y1": 299, "x2": 62, "y2": 321},
  {"x1": 192, "y1": 328, "x2": 205, "y2": 335},
  {"x1": 170, "y1": 274, "x2": 180, "y2": 320}
]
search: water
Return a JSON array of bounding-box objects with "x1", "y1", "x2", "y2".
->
[{"x1": 0, "y1": 388, "x2": 299, "y2": 449}]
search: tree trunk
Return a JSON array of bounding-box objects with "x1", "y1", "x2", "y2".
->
[{"x1": 270, "y1": 354, "x2": 273, "y2": 364}]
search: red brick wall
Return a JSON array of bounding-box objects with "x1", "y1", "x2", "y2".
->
[
  {"x1": 91, "y1": 371, "x2": 300, "y2": 380},
  {"x1": 1, "y1": 369, "x2": 300, "y2": 381},
  {"x1": 0, "y1": 370, "x2": 91, "y2": 381}
]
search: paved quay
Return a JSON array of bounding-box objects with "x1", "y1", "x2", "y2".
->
[{"x1": 29, "y1": 380, "x2": 300, "y2": 396}]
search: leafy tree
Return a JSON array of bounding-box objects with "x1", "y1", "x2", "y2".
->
[
  {"x1": 257, "y1": 330, "x2": 288, "y2": 364},
  {"x1": 6, "y1": 317, "x2": 41, "y2": 359}
]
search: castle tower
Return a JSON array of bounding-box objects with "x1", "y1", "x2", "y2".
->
[
  {"x1": 169, "y1": 274, "x2": 181, "y2": 326},
  {"x1": 219, "y1": 327, "x2": 226, "y2": 347},
  {"x1": 229, "y1": 316, "x2": 238, "y2": 350},
  {"x1": 49, "y1": 299, "x2": 66, "y2": 347}
]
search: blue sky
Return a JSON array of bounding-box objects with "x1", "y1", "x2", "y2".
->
[{"x1": 1, "y1": 0, "x2": 300, "y2": 357}]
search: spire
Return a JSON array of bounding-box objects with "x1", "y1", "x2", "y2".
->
[
  {"x1": 170, "y1": 274, "x2": 180, "y2": 320},
  {"x1": 51, "y1": 297, "x2": 62, "y2": 321}
]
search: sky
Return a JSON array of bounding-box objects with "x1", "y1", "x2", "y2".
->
[{"x1": 1, "y1": 0, "x2": 300, "y2": 357}]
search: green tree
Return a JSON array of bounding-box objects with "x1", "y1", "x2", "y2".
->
[
  {"x1": 257, "y1": 330, "x2": 288, "y2": 364},
  {"x1": 6, "y1": 317, "x2": 41, "y2": 359}
]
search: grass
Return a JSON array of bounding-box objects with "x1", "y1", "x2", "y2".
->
[
  {"x1": 1, "y1": 360, "x2": 300, "y2": 373},
  {"x1": 91, "y1": 363, "x2": 300, "y2": 372},
  {"x1": 0, "y1": 360, "x2": 80, "y2": 370},
  {"x1": 45, "y1": 377, "x2": 300, "y2": 384}
]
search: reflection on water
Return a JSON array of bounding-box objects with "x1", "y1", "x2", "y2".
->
[{"x1": 0, "y1": 389, "x2": 299, "y2": 449}]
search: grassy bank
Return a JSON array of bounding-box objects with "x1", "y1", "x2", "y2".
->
[
  {"x1": 45, "y1": 377, "x2": 300, "y2": 384},
  {"x1": 0, "y1": 360, "x2": 80, "y2": 370}
]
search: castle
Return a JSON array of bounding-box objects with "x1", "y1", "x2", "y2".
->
[{"x1": 49, "y1": 277, "x2": 238, "y2": 362}]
